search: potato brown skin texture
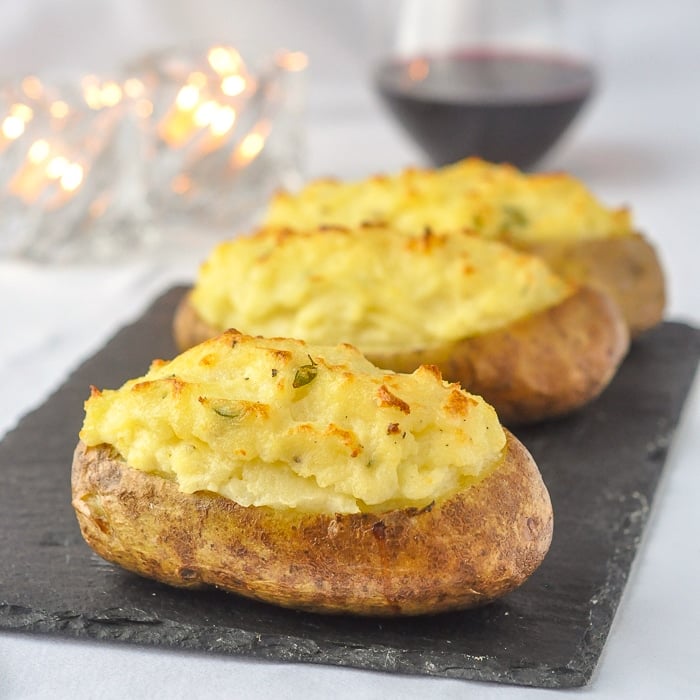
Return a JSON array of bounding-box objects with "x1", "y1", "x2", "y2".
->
[
  {"x1": 368, "y1": 285, "x2": 629, "y2": 426},
  {"x1": 71, "y1": 432, "x2": 553, "y2": 616},
  {"x1": 522, "y1": 233, "x2": 665, "y2": 338},
  {"x1": 174, "y1": 285, "x2": 629, "y2": 426},
  {"x1": 173, "y1": 292, "x2": 223, "y2": 356}
]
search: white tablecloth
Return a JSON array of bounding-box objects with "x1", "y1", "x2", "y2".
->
[{"x1": 1, "y1": 1, "x2": 699, "y2": 698}]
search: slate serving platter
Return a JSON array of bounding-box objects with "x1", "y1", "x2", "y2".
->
[{"x1": 1, "y1": 287, "x2": 699, "y2": 689}]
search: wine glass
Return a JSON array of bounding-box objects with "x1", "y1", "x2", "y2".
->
[{"x1": 370, "y1": 0, "x2": 598, "y2": 170}]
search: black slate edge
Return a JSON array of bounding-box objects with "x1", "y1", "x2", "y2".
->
[
  {"x1": 0, "y1": 602, "x2": 585, "y2": 688},
  {"x1": 1, "y1": 286, "x2": 699, "y2": 690},
  {"x1": 568, "y1": 502, "x2": 650, "y2": 684},
  {"x1": 526, "y1": 322, "x2": 700, "y2": 687}
]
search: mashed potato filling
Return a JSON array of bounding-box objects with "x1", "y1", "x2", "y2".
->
[
  {"x1": 265, "y1": 157, "x2": 632, "y2": 243},
  {"x1": 80, "y1": 333, "x2": 506, "y2": 514},
  {"x1": 190, "y1": 227, "x2": 572, "y2": 355}
]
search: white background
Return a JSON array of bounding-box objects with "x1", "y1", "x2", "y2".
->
[{"x1": 1, "y1": 1, "x2": 699, "y2": 698}]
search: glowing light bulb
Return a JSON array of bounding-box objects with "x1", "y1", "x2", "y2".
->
[
  {"x1": 208, "y1": 46, "x2": 242, "y2": 75},
  {"x1": 22, "y1": 76, "x2": 44, "y2": 100},
  {"x1": 123, "y1": 78, "x2": 145, "y2": 99},
  {"x1": 277, "y1": 51, "x2": 308, "y2": 72},
  {"x1": 221, "y1": 75, "x2": 246, "y2": 97},
  {"x1": 176, "y1": 85, "x2": 200, "y2": 111},
  {"x1": 209, "y1": 106, "x2": 236, "y2": 136},
  {"x1": 84, "y1": 85, "x2": 102, "y2": 110},
  {"x1": 2, "y1": 116, "x2": 26, "y2": 140},
  {"x1": 60, "y1": 163, "x2": 84, "y2": 192},
  {"x1": 50, "y1": 101, "x2": 70, "y2": 119},
  {"x1": 11, "y1": 104, "x2": 34, "y2": 123},
  {"x1": 407, "y1": 58, "x2": 430, "y2": 81},
  {"x1": 28, "y1": 140, "x2": 50, "y2": 164},
  {"x1": 45, "y1": 156, "x2": 69, "y2": 179},
  {"x1": 100, "y1": 81, "x2": 123, "y2": 107},
  {"x1": 193, "y1": 100, "x2": 218, "y2": 127},
  {"x1": 239, "y1": 132, "x2": 265, "y2": 160}
]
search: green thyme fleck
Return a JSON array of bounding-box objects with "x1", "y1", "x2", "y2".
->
[
  {"x1": 293, "y1": 355, "x2": 318, "y2": 388},
  {"x1": 502, "y1": 205, "x2": 528, "y2": 229},
  {"x1": 213, "y1": 405, "x2": 241, "y2": 419},
  {"x1": 200, "y1": 396, "x2": 242, "y2": 419}
]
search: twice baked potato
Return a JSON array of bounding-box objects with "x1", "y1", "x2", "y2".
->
[
  {"x1": 265, "y1": 157, "x2": 665, "y2": 336},
  {"x1": 174, "y1": 226, "x2": 629, "y2": 424},
  {"x1": 73, "y1": 331, "x2": 553, "y2": 616}
]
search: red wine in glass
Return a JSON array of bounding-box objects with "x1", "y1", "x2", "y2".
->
[{"x1": 375, "y1": 50, "x2": 596, "y2": 170}]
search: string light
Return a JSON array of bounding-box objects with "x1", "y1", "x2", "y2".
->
[{"x1": 2, "y1": 45, "x2": 307, "y2": 226}]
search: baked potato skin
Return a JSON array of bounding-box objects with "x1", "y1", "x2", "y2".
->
[
  {"x1": 173, "y1": 290, "x2": 221, "y2": 355},
  {"x1": 369, "y1": 285, "x2": 629, "y2": 425},
  {"x1": 72, "y1": 432, "x2": 552, "y2": 617},
  {"x1": 173, "y1": 285, "x2": 628, "y2": 425},
  {"x1": 523, "y1": 233, "x2": 665, "y2": 337}
]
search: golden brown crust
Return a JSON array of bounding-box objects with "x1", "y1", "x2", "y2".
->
[
  {"x1": 174, "y1": 285, "x2": 628, "y2": 425},
  {"x1": 71, "y1": 432, "x2": 553, "y2": 616},
  {"x1": 173, "y1": 233, "x2": 664, "y2": 349},
  {"x1": 369, "y1": 285, "x2": 629, "y2": 425},
  {"x1": 523, "y1": 233, "x2": 665, "y2": 337}
]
